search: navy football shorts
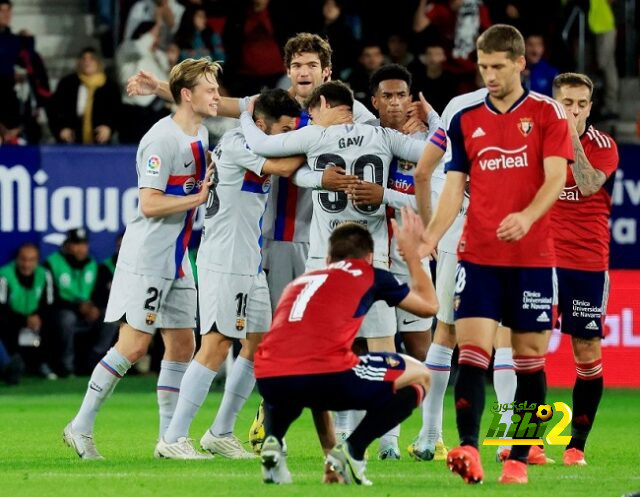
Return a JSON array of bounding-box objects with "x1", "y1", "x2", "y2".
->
[
  {"x1": 556, "y1": 268, "x2": 609, "y2": 339},
  {"x1": 256, "y1": 352, "x2": 406, "y2": 412},
  {"x1": 453, "y1": 261, "x2": 557, "y2": 332}
]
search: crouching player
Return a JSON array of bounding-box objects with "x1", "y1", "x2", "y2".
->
[{"x1": 253, "y1": 208, "x2": 438, "y2": 485}]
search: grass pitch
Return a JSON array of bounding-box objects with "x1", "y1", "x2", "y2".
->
[{"x1": 1, "y1": 376, "x2": 638, "y2": 497}]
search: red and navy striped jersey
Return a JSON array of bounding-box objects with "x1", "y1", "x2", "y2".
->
[
  {"x1": 444, "y1": 90, "x2": 574, "y2": 267},
  {"x1": 255, "y1": 258, "x2": 409, "y2": 378},
  {"x1": 550, "y1": 125, "x2": 619, "y2": 271}
]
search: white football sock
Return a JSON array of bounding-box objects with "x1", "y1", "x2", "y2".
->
[
  {"x1": 157, "y1": 360, "x2": 189, "y2": 439},
  {"x1": 334, "y1": 411, "x2": 350, "y2": 434},
  {"x1": 418, "y1": 344, "x2": 453, "y2": 446},
  {"x1": 211, "y1": 356, "x2": 255, "y2": 437},
  {"x1": 380, "y1": 425, "x2": 400, "y2": 449},
  {"x1": 493, "y1": 347, "x2": 516, "y2": 452},
  {"x1": 163, "y1": 360, "x2": 216, "y2": 443},
  {"x1": 72, "y1": 348, "x2": 131, "y2": 434}
]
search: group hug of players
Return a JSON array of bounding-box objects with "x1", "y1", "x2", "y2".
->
[{"x1": 61, "y1": 24, "x2": 618, "y2": 487}]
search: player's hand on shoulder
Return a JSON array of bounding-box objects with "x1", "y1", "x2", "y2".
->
[
  {"x1": 403, "y1": 92, "x2": 432, "y2": 135},
  {"x1": 246, "y1": 95, "x2": 258, "y2": 115},
  {"x1": 321, "y1": 166, "x2": 358, "y2": 191},
  {"x1": 347, "y1": 180, "x2": 383, "y2": 205},
  {"x1": 497, "y1": 211, "x2": 533, "y2": 242},
  {"x1": 310, "y1": 95, "x2": 351, "y2": 127},
  {"x1": 196, "y1": 164, "x2": 216, "y2": 204},
  {"x1": 127, "y1": 70, "x2": 158, "y2": 97}
]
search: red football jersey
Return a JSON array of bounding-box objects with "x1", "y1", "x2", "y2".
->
[
  {"x1": 549, "y1": 125, "x2": 619, "y2": 271},
  {"x1": 445, "y1": 90, "x2": 574, "y2": 267},
  {"x1": 254, "y1": 259, "x2": 409, "y2": 379}
]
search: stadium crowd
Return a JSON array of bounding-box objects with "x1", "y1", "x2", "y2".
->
[{"x1": 0, "y1": 0, "x2": 622, "y2": 146}]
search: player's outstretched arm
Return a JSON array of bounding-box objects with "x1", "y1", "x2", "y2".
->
[
  {"x1": 139, "y1": 165, "x2": 214, "y2": 218},
  {"x1": 413, "y1": 142, "x2": 446, "y2": 224},
  {"x1": 262, "y1": 156, "x2": 307, "y2": 177},
  {"x1": 240, "y1": 111, "x2": 317, "y2": 156},
  {"x1": 126, "y1": 71, "x2": 242, "y2": 117},
  {"x1": 421, "y1": 170, "x2": 465, "y2": 254},
  {"x1": 392, "y1": 207, "x2": 439, "y2": 318},
  {"x1": 497, "y1": 157, "x2": 567, "y2": 242}
]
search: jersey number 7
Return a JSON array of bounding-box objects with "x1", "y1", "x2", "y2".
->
[{"x1": 288, "y1": 274, "x2": 329, "y2": 322}]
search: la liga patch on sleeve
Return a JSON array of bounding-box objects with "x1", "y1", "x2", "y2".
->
[{"x1": 146, "y1": 155, "x2": 161, "y2": 176}]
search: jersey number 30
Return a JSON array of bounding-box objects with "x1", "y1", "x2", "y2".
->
[
  {"x1": 314, "y1": 153, "x2": 384, "y2": 214},
  {"x1": 288, "y1": 274, "x2": 328, "y2": 322}
]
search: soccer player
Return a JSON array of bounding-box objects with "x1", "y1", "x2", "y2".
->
[
  {"x1": 125, "y1": 33, "x2": 375, "y2": 310},
  {"x1": 255, "y1": 209, "x2": 438, "y2": 485},
  {"x1": 240, "y1": 81, "x2": 424, "y2": 344},
  {"x1": 63, "y1": 58, "x2": 218, "y2": 459},
  {"x1": 357, "y1": 63, "x2": 440, "y2": 459},
  {"x1": 417, "y1": 25, "x2": 573, "y2": 484},
  {"x1": 550, "y1": 72, "x2": 619, "y2": 466},
  {"x1": 155, "y1": 89, "x2": 307, "y2": 459}
]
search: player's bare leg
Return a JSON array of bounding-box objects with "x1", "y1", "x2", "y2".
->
[
  {"x1": 401, "y1": 331, "x2": 431, "y2": 363},
  {"x1": 493, "y1": 326, "x2": 516, "y2": 460},
  {"x1": 447, "y1": 318, "x2": 497, "y2": 484},
  {"x1": 64, "y1": 323, "x2": 152, "y2": 459},
  {"x1": 500, "y1": 330, "x2": 550, "y2": 483},
  {"x1": 564, "y1": 336, "x2": 603, "y2": 466},
  {"x1": 410, "y1": 321, "x2": 455, "y2": 461}
]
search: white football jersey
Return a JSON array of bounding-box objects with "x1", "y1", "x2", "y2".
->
[
  {"x1": 261, "y1": 100, "x2": 376, "y2": 244},
  {"x1": 430, "y1": 90, "x2": 486, "y2": 252},
  {"x1": 197, "y1": 128, "x2": 269, "y2": 276},
  {"x1": 117, "y1": 116, "x2": 208, "y2": 280},
  {"x1": 240, "y1": 115, "x2": 425, "y2": 265}
]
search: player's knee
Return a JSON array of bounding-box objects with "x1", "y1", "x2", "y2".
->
[
  {"x1": 121, "y1": 342, "x2": 149, "y2": 363},
  {"x1": 572, "y1": 337, "x2": 601, "y2": 363}
]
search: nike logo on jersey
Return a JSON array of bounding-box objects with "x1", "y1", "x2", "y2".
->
[
  {"x1": 184, "y1": 161, "x2": 193, "y2": 168},
  {"x1": 402, "y1": 318, "x2": 420, "y2": 325},
  {"x1": 536, "y1": 311, "x2": 550, "y2": 323},
  {"x1": 472, "y1": 127, "x2": 486, "y2": 138},
  {"x1": 585, "y1": 320, "x2": 599, "y2": 331}
]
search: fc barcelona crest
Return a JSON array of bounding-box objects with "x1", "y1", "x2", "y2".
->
[
  {"x1": 145, "y1": 313, "x2": 157, "y2": 325},
  {"x1": 518, "y1": 118, "x2": 534, "y2": 137},
  {"x1": 236, "y1": 318, "x2": 246, "y2": 331}
]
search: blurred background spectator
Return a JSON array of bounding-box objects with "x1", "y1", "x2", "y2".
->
[
  {"x1": 49, "y1": 47, "x2": 121, "y2": 144},
  {"x1": 522, "y1": 33, "x2": 559, "y2": 96},
  {"x1": 385, "y1": 33, "x2": 415, "y2": 68},
  {"x1": 320, "y1": 0, "x2": 356, "y2": 80},
  {"x1": 44, "y1": 229, "x2": 101, "y2": 377},
  {"x1": 173, "y1": 5, "x2": 225, "y2": 63},
  {"x1": 116, "y1": 21, "x2": 171, "y2": 143},
  {"x1": 0, "y1": 243, "x2": 55, "y2": 382},
  {"x1": 589, "y1": 0, "x2": 619, "y2": 117},
  {"x1": 409, "y1": 41, "x2": 457, "y2": 113},
  {"x1": 123, "y1": 0, "x2": 184, "y2": 48},
  {"x1": 347, "y1": 40, "x2": 385, "y2": 112},
  {"x1": 0, "y1": 0, "x2": 51, "y2": 145}
]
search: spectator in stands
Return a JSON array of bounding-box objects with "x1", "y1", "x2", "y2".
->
[
  {"x1": 222, "y1": 0, "x2": 286, "y2": 97},
  {"x1": 173, "y1": 6, "x2": 225, "y2": 62},
  {"x1": 385, "y1": 33, "x2": 414, "y2": 67},
  {"x1": 0, "y1": 243, "x2": 55, "y2": 381},
  {"x1": 49, "y1": 48, "x2": 121, "y2": 144},
  {"x1": 347, "y1": 41, "x2": 385, "y2": 113},
  {"x1": 412, "y1": 0, "x2": 491, "y2": 89},
  {"x1": 116, "y1": 21, "x2": 171, "y2": 143},
  {"x1": 320, "y1": 0, "x2": 356, "y2": 80},
  {"x1": 123, "y1": 0, "x2": 184, "y2": 48},
  {"x1": 0, "y1": 0, "x2": 50, "y2": 145},
  {"x1": 409, "y1": 42, "x2": 457, "y2": 114},
  {"x1": 44, "y1": 229, "x2": 100, "y2": 376},
  {"x1": 522, "y1": 33, "x2": 558, "y2": 97},
  {"x1": 589, "y1": 0, "x2": 619, "y2": 117}
]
